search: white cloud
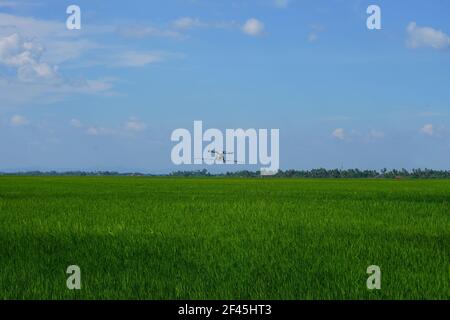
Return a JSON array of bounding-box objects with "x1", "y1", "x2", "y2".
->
[
  {"x1": 0, "y1": 14, "x2": 120, "y2": 105},
  {"x1": 0, "y1": 76, "x2": 116, "y2": 106},
  {"x1": 0, "y1": 33, "x2": 58, "y2": 82},
  {"x1": 108, "y1": 51, "x2": 165, "y2": 67},
  {"x1": 0, "y1": 13, "x2": 67, "y2": 39},
  {"x1": 0, "y1": 1, "x2": 41, "y2": 9},
  {"x1": 69, "y1": 118, "x2": 83, "y2": 128},
  {"x1": 368, "y1": 130, "x2": 385, "y2": 139},
  {"x1": 170, "y1": 17, "x2": 238, "y2": 33},
  {"x1": 0, "y1": 13, "x2": 114, "y2": 68},
  {"x1": 332, "y1": 128, "x2": 386, "y2": 143},
  {"x1": 78, "y1": 79, "x2": 115, "y2": 93},
  {"x1": 0, "y1": 12, "x2": 114, "y2": 40},
  {"x1": 84, "y1": 118, "x2": 147, "y2": 137},
  {"x1": 418, "y1": 111, "x2": 443, "y2": 117},
  {"x1": 10, "y1": 114, "x2": 29, "y2": 126},
  {"x1": 273, "y1": 0, "x2": 290, "y2": 8},
  {"x1": 0, "y1": 13, "x2": 180, "y2": 105},
  {"x1": 85, "y1": 126, "x2": 116, "y2": 136},
  {"x1": 0, "y1": 13, "x2": 117, "y2": 69},
  {"x1": 406, "y1": 22, "x2": 450, "y2": 50},
  {"x1": 172, "y1": 17, "x2": 206, "y2": 30},
  {"x1": 119, "y1": 18, "x2": 238, "y2": 38},
  {"x1": 242, "y1": 18, "x2": 265, "y2": 37},
  {"x1": 44, "y1": 39, "x2": 102, "y2": 65},
  {"x1": 117, "y1": 25, "x2": 181, "y2": 39},
  {"x1": 308, "y1": 24, "x2": 324, "y2": 43},
  {"x1": 420, "y1": 124, "x2": 434, "y2": 136},
  {"x1": 331, "y1": 128, "x2": 346, "y2": 140},
  {"x1": 125, "y1": 117, "x2": 147, "y2": 132},
  {"x1": 322, "y1": 115, "x2": 351, "y2": 122},
  {"x1": 308, "y1": 33, "x2": 319, "y2": 42},
  {"x1": 1, "y1": 12, "x2": 186, "y2": 81}
]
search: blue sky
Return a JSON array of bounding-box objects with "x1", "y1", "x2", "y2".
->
[{"x1": 0, "y1": 0, "x2": 449, "y2": 172}]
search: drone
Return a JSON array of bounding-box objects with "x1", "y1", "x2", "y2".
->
[{"x1": 199, "y1": 149, "x2": 244, "y2": 164}]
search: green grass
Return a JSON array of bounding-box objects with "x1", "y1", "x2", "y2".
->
[{"x1": 0, "y1": 177, "x2": 448, "y2": 300}]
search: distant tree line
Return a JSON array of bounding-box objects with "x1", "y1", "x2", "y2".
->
[
  {"x1": 0, "y1": 171, "x2": 151, "y2": 177},
  {"x1": 3, "y1": 168, "x2": 450, "y2": 179},
  {"x1": 232, "y1": 168, "x2": 450, "y2": 178},
  {"x1": 174, "y1": 168, "x2": 450, "y2": 178}
]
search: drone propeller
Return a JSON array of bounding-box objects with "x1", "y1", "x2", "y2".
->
[
  {"x1": 194, "y1": 158, "x2": 245, "y2": 164},
  {"x1": 208, "y1": 150, "x2": 234, "y2": 155}
]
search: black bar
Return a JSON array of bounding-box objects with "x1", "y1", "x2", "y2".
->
[{"x1": 1, "y1": 300, "x2": 447, "y2": 318}]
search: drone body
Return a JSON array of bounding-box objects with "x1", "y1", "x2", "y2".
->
[{"x1": 208, "y1": 149, "x2": 234, "y2": 164}]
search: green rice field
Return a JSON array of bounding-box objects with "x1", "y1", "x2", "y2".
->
[{"x1": 0, "y1": 177, "x2": 448, "y2": 299}]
